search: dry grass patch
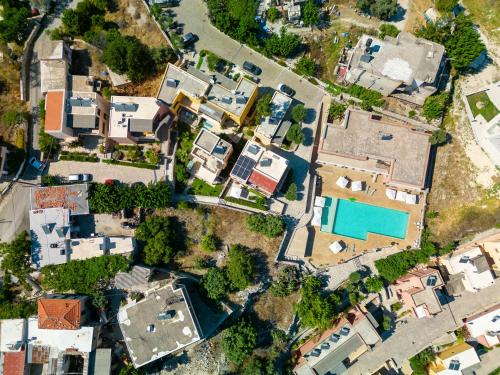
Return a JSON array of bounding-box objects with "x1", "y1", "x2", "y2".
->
[
  {"x1": 462, "y1": 0, "x2": 500, "y2": 43},
  {"x1": 252, "y1": 290, "x2": 299, "y2": 330},
  {"x1": 404, "y1": 0, "x2": 433, "y2": 33}
]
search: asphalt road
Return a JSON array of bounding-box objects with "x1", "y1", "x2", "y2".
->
[{"x1": 173, "y1": 0, "x2": 325, "y2": 109}]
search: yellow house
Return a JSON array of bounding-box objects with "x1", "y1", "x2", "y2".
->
[
  {"x1": 158, "y1": 63, "x2": 258, "y2": 129},
  {"x1": 428, "y1": 343, "x2": 480, "y2": 375}
]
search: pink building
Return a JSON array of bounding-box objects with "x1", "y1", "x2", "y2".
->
[{"x1": 394, "y1": 267, "x2": 444, "y2": 319}]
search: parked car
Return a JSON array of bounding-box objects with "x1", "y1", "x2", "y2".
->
[
  {"x1": 68, "y1": 174, "x2": 92, "y2": 182},
  {"x1": 243, "y1": 61, "x2": 262, "y2": 76},
  {"x1": 182, "y1": 32, "x2": 198, "y2": 46},
  {"x1": 29, "y1": 157, "x2": 46, "y2": 172},
  {"x1": 277, "y1": 83, "x2": 295, "y2": 97}
]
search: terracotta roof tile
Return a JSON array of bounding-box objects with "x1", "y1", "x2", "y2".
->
[
  {"x1": 248, "y1": 170, "x2": 278, "y2": 195},
  {"x1": 3, "y1": 351, "x2": 25, "y2": 375},
  {"x1": 38, "y1": 298, "x2": 81, "y2": 330},
  {"x1": 45, "y1": 90, "x2": 65, "y2": 132}
]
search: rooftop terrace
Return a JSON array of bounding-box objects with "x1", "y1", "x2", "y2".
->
[{"x1": 30, "y1": 184, "x2": 89, "y2": 215}]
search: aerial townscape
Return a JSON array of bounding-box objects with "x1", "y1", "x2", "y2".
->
[{"x1": 0, "y1": 0, "x2": 498, "y2": 374}]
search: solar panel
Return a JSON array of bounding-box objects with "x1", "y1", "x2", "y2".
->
[
  {"x1": 113, "y1": 102, "x2": 139, "y2": 112},
  {"x1": 449, "y1": 360, "x2": 460, "y2": 371},
  {"x1": 232, "y1": 155, "x2": 256, "y2": 181},
  {"x1": 459, "y1": 256, "x2": 469, "y2": 263},
  {"x1": 427, "y1": 276, "x2": 437, "y2": 287}
]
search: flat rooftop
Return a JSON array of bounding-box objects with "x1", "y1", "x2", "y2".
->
[
  {"x1": 70, "y1": 236, "x2": 135, "y2": 260},
  {"x1": 41, "y1": 60, "x2": 68, "y2": 93},
  {"x1": 30, "y1": 207, "x2": 71, "y2": 268},
  {"x1": 0, "y1": 319, "x2": 25, "y2": 352},
  {"x1": 319, "y1": 109, "x2": 431, "y2": 189},
  {"x1": 256, "y1": 91, "x2": 292, "y2": 139},
  {"x1": 109, "y1": 96, "x2": 161, "y2": 139},
  {"x1": 158, "y1": 64, "x2": 210, "y2": 105},
  {"x1": 118, "y1": 284, "x2": 202, "y2": 368},
  {"x1": 30, "y1": 184, "x2": 89, "y2": 215},
  {"x1": 206, "y1": 74, "x2": 257, "y2": 117},
  {"x1": 39, "y1": 40, "x2": 68, "y2": 61},
  {"x1": 193, "y1": 129, "x2": 232, "y2": 161},
  {"x1": 348, "y1": 33, "x2": 445, "y2": 86}
]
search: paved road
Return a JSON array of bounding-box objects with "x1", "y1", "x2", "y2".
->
[
  {"x1": 0, "y1": 1, "x2": 80, "y2": 242},
  {"x1": 348, "y1": 281, "x2": 500, "y2": 374},
  {"x1": 175, "y1": 0, "x2": 324, "y2": 108}
]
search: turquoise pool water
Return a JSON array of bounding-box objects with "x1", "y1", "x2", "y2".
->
[{"x1": 321, "y1": 198, "x2": 409, "y2": 240}]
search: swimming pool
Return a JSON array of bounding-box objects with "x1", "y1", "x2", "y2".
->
[{"x1": 321, "y1": 198, "x2": 409, "y2": 240}]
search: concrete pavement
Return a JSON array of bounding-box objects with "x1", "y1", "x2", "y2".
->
[{"x1": 348, "y1": 281, "x2": 500, "y2": 374}]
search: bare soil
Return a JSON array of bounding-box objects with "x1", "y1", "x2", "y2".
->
[
  {"x1": 404, "y1": 0, "x2": 433, "y2": 33},
  {"x1": 252, "y1": 290, "x2": 299, "y2": 330}
]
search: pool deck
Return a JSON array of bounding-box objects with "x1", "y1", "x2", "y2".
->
[{"x1": 309, "y1": 165, "x2": 426, "y2": 267}]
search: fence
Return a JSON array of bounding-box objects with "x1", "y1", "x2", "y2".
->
[{"x1": 21, "y1": 16, "x2": 45, "y2": 102}]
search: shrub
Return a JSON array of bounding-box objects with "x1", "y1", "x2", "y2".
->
[
  {"x1": 102, "y1": 159, "x2": 157, "y2": 169},
  {"x1": 15, "y1": 128, "x2": 24, "y2": 149},
  {"x1": 391, "y1": 302, "x2": 403, "y2": 311},
  {"x1": 226, "y1": 245, "x2": 254, "y2": 290},
  {"x1": 291, "y1": 104, "x2": 306, "y2": 124},
  {"x1": 246, "y1": 129, "x2": 254, "y2": 137},
  {"x1": 430, "y1": 129, "x2": 448, "y2": 145},
  {"x1": 409, "y1": 348, "x2": 435, "y2": 375},
  {"x1": 379, "y1": 23, "x2": 400, "y2": 39},
  {"x1": 189, "y1": 178, "x2": 223, "y2": 197},
  {"x1": 328, "y1": 103, "x2": 347, "y2": 121},
  {"x1": 200, "y1": 234, "x2": 217, "y2": 252},
  {"x1": 408, "y1": 109, "x2": 416, "y2": 118},
  {"x1": 348, "y1": 272, "x2": 361, "y2": 284},
  {"x1": 423, "y1": 93, "x2": 448, "y2": 121},
  {"x1": 1, "y1": 109, "x2": 28, "y2": 126},
  {"x1": 145, "y1": 149, "x2": 160, "y2": 165},
  {"x1": 112, "y1": 150, "x2": 123, "y2": 160},
  {"x1": 254, "y1": 93, "x2": 272, "y2": 123},
  {"x1": 224, "y1": 197, "x2": 267, "y2": 211},
  {"x1": 346, "y1": 84, "x2": 385, "y2": 109},
  {"x1": 175, "y1": 163, "x2": 189, "y2": 183},
  {"x1": 285, "y1": 182, "x2": 297, "y2": 201},
  {"x1": 59, "y1": 152, "x2": 98, "y2": 162},
  {"x1": 294, "y1": 57, "x2": 316, "y2": 76},
  {"x1": 295, "y1": 276, "x2": 335, "y2": 330},
  {"x1": 364, "y1": 276, "x2": 384, "y2": 293},
  {"x1": 41, "y1": 174, "x2": 59, "y2": 186},
  {"x1": 266, "y1": 7, "x2": 280, "y2": 22},
  {"x1": 263, "y1": 27, "x2": 301, "y2": 58},
  {"x1": 382, "y1": 314, "x2": 392, "y2": 331},
  {"x1": 221, "y1": 320, "x2": 258, "y2": 365},
  {"x1": 136, "y1": 216, "x2": 178, "y2": 266},
  {"x1": 435, "y1": 0, "x2": 458, "y2": 13},
  {"x1": 246, "y1": 214, "x2": 285, "y2": 237},
  {"x1": 271, "y1": 266, "x2": 300, "y2": 297}
]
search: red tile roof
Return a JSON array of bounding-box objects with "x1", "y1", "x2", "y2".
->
[
  {"x1": 45, "y1": 90, "x2": 65, "y2": 131},
  {"x1": 38, "y1": 298, "x2": 81, "y2": 330},
  {"x1": 3, "y1": 351, "x2": 25, "y2": 375},
  {"x1": 248, "y1": 170, "x2": 278, "y2": 195}
]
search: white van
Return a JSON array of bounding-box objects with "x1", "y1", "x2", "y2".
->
[
  {"x1": 68, "y1": 174, "x2": 92, "y2": 182},
  {"x1": 68, "y1": 174, "x2": 81, "y2": 182}
]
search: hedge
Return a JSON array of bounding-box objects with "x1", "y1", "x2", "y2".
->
[
  {"x1": 102, "y1": 159, "x2": 157, "y2": 169},
  {"x1": 59, "y1": 153, "x2": 98, "y2": 162},
  {"x1": 224, "y1": 197, "x2": 267, "y2": 211}
]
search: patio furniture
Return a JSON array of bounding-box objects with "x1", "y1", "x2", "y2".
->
[
  {"x1": 385, "y1": 188, "x2": 397, "y2": 200},
  {"x1": 336, "y1": 176, "x2": 349, "y2": 189},
  {"x1": 351, "y1": 180, "x2": 363, "y2": 192},
  {"x1": 329, "y1": 241, "x2": 345, "y2": 254},
  {"x1": 405, "y1": 193, "x2": 417, "y2": 205},
  {"x1": 396, "y1": 190, "x2": 407, "y2": 202},
  {"x1": 315, "y1": 196, "x2": 326, "y2": 207},
  {"x1": 311, "y1": 206, "x2": 323, "y2": 227}
]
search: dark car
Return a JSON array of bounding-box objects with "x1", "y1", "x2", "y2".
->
[
  {"x1": 242, "y1": 61, "x2": 262, "y2": 76},
  {"x1": 277, "y1": 83, "x2": 296, "y2": 97},
  {"x1": 182, "y1": 32, "x2": 198, "y2": 46}
]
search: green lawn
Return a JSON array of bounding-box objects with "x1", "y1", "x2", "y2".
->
[
  {"x1": 189, "y1": 178, "x2": 224, "y2": 196},
  {"x1": 467, "y1": 91, "x2": 499, "y2": 122}
]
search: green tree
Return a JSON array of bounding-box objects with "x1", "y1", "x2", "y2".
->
[
  {"x1": 0, "y1": 274, "x2": 36, "y2": 319},
  {"x1": 200, "y1": 233, "x2": 217, "y2": 252},
  {"x1": 348, "y1": 271, "x2": 361, "y2": 284},
  {"x1": 271, "y1": 266, "x2": 300, "y2": 297},
  {"x1": 1, "y1": 109, "x2": 28, "y2": 126},
  {"x1": 0, "y1": 231, "x2": 32, "y2": 281},
  {"x1": 266, "y1": 7, "x2": 280, "y2": 22},
  {"x1": 91, "y1": 290, "x2": 108, "y2": 311},
  {"x1": 295, "y1": 276, "x2": 335, "y2": 330},
  {"x1": 302, "y1": 0, "x2": 320, "y2": 27},
  {"x1": 0, "y1": 5, "x2": 29, "y2": 43},
  {"x1": 254, "y1": 93, "x2": 273, "y2": 123},
  {"x1": 291, "y1": 104, "x2": 306, "y2": 123},
  {"x1": 221, "y1": 319, "x2": 258, "y2": 364},
  {"x1": 175, "y1": 163, "x2": 189, "y2": 184},
  {"x1": 378, "y1": 23, "x2": 400, "y2": 39},
  {"x1": 135, "y1": 216, "x2": 177, "y2": 266},
  {"x1": 410, "y1": 348, "x2": 435, "y2": 375},
  {"x1": 264, "y1": 27, "x2": 301, "y2": 58},
  {"x1": 38, "y1": 125, "x2": 60, "y2": 158},
  {"x1": 382, "y1": 314, "x2": 392, "y2": 330},
  {"x1": 444, "y1": 14, "x2": 485, "y2": 70},
  {"x1": 430, "y1": 129, "x2": 448, "y2": 145},
  {"x1": 226, "y1": 245, "x2": 254, "y2": 290},
  {"x1": 294, "y1": 56, "x2": 316, "y2": 76},
  {"x1": 356, "y1": 0, "x2": 372, "y2": 12},
  {"x1": 364, "y1": 276, "x2": 384, "y2": 293},
  {"x1": 246, "y1": 214, "x2": 285, "y2": 238},
  {"x1": 202, "y1": 267, "x2": 228, "y2": 300},
  {"x1": 370, "y1": 0, "x2": 398, "y2": 20},
  {"x1": 423, "y1": 92, "x2": 448, "y2": 121},
  {"x1": 286, "y1": 123, "x2": 304, "y2": 145},
  {"x1": 285, "y1": 182, "x2": 297, "y2": 201},
  {"x1": 150, "y1": 46, "x2": 175, "y2": 71},
  {"x1": 41, "y1": 174, "x2": 59, "y2": 186}
]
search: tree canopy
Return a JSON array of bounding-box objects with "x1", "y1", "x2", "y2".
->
[
  {"x1": 0, "y1": 231, "x2": 32, "y2": 281},
  {"x1": 430, "y1": 128, "x2": 448, "y2": 145},
  {"x1": 202, "y1": 267, "x2": 228, "y2": 300},
  {"x1": 291, "y1": 104, "x2": 306, "y2": 124},
  {"x1": 246, "y1": 214, "x2": 285, "y2": 238},
  {"x1": 221, "y1": 319, "x2": 258, "y2": 364},
  {"x1": 226, "y1": 245, "x2": 254, "y2": 290},
  {"x1": 263, "y1": 27, "x2": 301, "y2": 58},
  {"x1": 0, "y1": 273, "x2": 36, "y2": 319},
  {"x1": 302, "y1": 0, "x2": 320, "y2": 27},
  {"x1": 135, "y1": 216, "x2": 178, "y2": 266},
  {"x1": 266, "y1": 7, "x2": 280, "y2": 22},
  {"x1": 422, "y1": 92, "x2": 448, "y2": 121},
  {"x1": 364, "y1": 276, "x2": 384, "y2": 293},
  {"x1": 286, "y1": 123, "x2": 305, "y2": 145},
  {"x1": 294, "y1": 57, "x2": 316, "y2": 77},
  {"x1": 378, "y1": 23, "x2": 400, "y2": 39},
  {"x1": 0, "y1": 3, "x2": 29, "y2": 43},
  {"x1": 356, "y1": 0, "x2": 398, "y2": 20},
  {"x1": 295, "y1": 276, "x2": 335, "y2": 330}
]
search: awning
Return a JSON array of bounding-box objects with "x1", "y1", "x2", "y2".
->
[
  {"x1": 336, "y1": 176, "x2": 349, "y2": 189},
  {"x1": 329, "y1": 241, "x2": 345, "y2": 254},
  {"x1": 406, "y1": 194, "x2": 417, "y2": 205},
  {"x1": 351, "y1": 181, "x2": 363, "y2": 192},
  {"x1": 315, "y1": 196, "x2": 326, "y2": 207},
  {"x1": 311, "y1": 207, "x2": 323, "y2": 227},
  {"x1": 385, "y1": 188, "x2": 397, "y2": 200},
  {"x1": 396, "y1": 191, "x2": 407, "y2": 202}
]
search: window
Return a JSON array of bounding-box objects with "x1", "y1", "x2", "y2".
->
[
  {"x1": 449, "y1": 359, "x2": 460, "y2": 371},
  {"x1": 427, "y1": 276, "x2": 437, "y2": 287},
  {"x1": 97, "y1": 108, "x2": 101, "y2": 116},
  {"x1": 60, "y1": 249, "x2": 66, "y2": 255}
]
